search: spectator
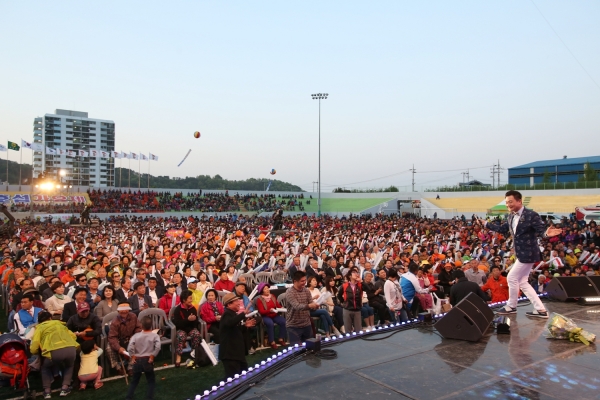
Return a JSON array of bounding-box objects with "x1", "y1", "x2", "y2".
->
[
  {"x1": 78, "y1": 339, "x2": 104, "y2": 390},
  {"x1": 172, "y1": 290, "x2": 202, "y2": 367},
  {"x1": 158, "y1": 284, "x2": 179, "y2": 315},
  {"x1": 107, "y1": 303, "x2": 142, "y2": 376},
  {"x1": 128, "y1": 282, "x2": 153, "y2": 315},
  {"x1": 307, "y1": 276, "x2": 334, "y2": 337},
  {"x1": 200, "y1": 289, "x2": 224, "y2": 344},
  {"x1": 30, "y1": 310, "x2": 78, "y2": 399},
  {"x1": 219, "y1": 292, "x2": 256, "y2": 379},
  {"x1": 481, "y1": 266, "x2": 509, "y2": 303},
  {"x1": 44, "y1": 281, "x2": 72, "y2": 320},
  {"x1": 285, "y1": 271, "x2": 318, "y2": 345},
  {"x1": 450, "y1": 270, "x2": 489, "y2": 306},
  {"x1": 337, "y1": 269, "x2": 363, "y2": 334},
  {"x1": 125, "y1": 316, "x2": 161, "y2": 400},
  {"x1": 14, "y1": 293, "x2": 42, "y2": 336},
  {"x1": 214, "y1": 270, "x2": 235, "y2": 292},
  {"x1": 384, "y1": 269, "x2": 408, "y2": 323},
  {"x1": 95, "y1": 285, "x2": 119, "y2": 319},
  {"x1": 67, "y1": 302, "x2": 102, "y2": 344},
  {"x1": 255, "y1": 283, "x2": 287, "y2": 349}
]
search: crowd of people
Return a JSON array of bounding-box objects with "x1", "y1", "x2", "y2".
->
[{"x1": 0, "y1": 206, "x2": 598, "y2": 398}]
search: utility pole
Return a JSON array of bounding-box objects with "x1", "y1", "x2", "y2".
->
[
  {"x1": 491, "y1": 165, "x2": 497, "y2": 189},
  {"x1": 410, "y1": 165, "x2": 416, "y2": 192},
  {"x1": 461, "y1": 170, "x2": 470, "y2": 183},
  {"x1": 496, "y1": 159, "x2": 504, "y2": 187},
  {"x1": 312, "y1": 181, "x2": 318, "y2": 192}
]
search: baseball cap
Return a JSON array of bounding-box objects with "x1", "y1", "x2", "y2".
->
[{"x1": 77, "y1": 302, "x2": 90, "y2": 313}]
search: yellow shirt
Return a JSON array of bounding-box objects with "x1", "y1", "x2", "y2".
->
[{"x1": 79, "y1": 348, "x2": 103, "y2": 376}]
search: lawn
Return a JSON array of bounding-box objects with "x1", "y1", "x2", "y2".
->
[{"x1": 301, "y1": 198, "x2": 392, "y2": 213}]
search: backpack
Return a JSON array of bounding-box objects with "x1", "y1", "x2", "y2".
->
[{"x1": 0, "y1": 344, "x2": 28, "y2": 389}]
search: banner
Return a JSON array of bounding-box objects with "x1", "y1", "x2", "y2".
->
[
  {"x1": 67, "y1": 150, "x2": 76, "y2": 157},
  {"x1": 34, "y1": 213, "x2": 74, "y2": 223},
  {"x1": 0, "y1": 192, "x2": 90, "y2": 204}
]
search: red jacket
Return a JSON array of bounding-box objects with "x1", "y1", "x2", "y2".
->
[
  {"x1": 256, "y1": 294, "x2": 280, "y2": 319},
  {"x1": 481, "y1": 275, "x2": 509, "y2": 303},
  {"x1": 158, "y1": 293, "x2": 180, "y2": 315},
  {"x1": 200, "y1": 301, "x2": 225, "y2": 330},
  {"x1": 214, "y1": 279, "x2": 235, "y2": 292}
]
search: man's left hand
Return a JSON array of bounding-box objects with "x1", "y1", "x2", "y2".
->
[{"x1": 546, "y1": 227, "x2": 562, "y2": 237}]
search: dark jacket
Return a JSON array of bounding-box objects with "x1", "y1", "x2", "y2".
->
[
  {"x1": 437, "y1": 269, "x2": 454, "y2": 290},
  {"x1": 61, "y1": 301, "x2": 90, "y2": 323},
  {"x1": 66, "y1": 313, "x2": 102, "y2": 344},
  {"x1": 336, "y1": 282, "x2": 363, "y2": 311},
  {"x1": 363, "y1": 281, "x2": 386, "y2": 305},
  {"x1": 486, "y1": 208, "x2": 546, "y2": 263},
  {"x1": 146, "y1": 286, "x2": 165, "y2": 302},
  {"x1": 218, "y1": 307, "x2": 247, "y2": 362},
  {"x1": 114, "y1": 288, "x2": 131, "y2": 304},
  {"x1": 128, "y1": 294, "x2": 154, "y2": 315},
  {"x1": 450, "y1": 277, "x2": 489, "y2": 306},
  {"x1": 172, "y1": 304, "x2": 199, "y2": 334},
  {"x1": 108, "y1": 312, "x2": 142, "y2": 352},
  {"x1": 305, "y1": 266, "x2": 323, "y2": 286}
]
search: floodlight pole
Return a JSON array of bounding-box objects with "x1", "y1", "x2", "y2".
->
[{"x1": 312, "y1": 93, "x2": 328, "y2": 217}]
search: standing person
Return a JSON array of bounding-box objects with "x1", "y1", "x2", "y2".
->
[
  {"x1": 219, "y1": 292, "x2": 256, "y2": 379},
  {"x1": 384, "y1": 269, "x2": 409, "y2": 323},
  {"x1": 30, "y1": 310, "x2": 79, "y2": 399},
  {"x1": 125, "y1": 316, "x2": 161, "y2": 400},
  {"x1": 336, "y1": 268, "x2": 363, "y2": 333},
  {"x1": 285, "y1": 271, "x2": 319, "y2": 345},
  {"x1": 480, "y1": 190, "x2": 561, "y2": 318}
]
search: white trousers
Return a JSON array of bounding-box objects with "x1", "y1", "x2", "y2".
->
[{"x1": 507, "y1": 260, "x2": 545, "y2": 311}]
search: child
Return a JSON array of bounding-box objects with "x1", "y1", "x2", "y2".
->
[
  {"x1": 125, "y1": 316, "x2": 161, "y2": 400},
  {"x1": 78, "y1": 340, "x2": 103, "y2": 390}
]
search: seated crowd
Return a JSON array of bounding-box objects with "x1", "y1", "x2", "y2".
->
[{"x1": 0, "y1": 211, "x2": 598, "y2": 397}]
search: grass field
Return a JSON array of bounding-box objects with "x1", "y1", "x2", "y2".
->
[{"x1": 300, "y1": 198, "x2": 392, "y2": 213}]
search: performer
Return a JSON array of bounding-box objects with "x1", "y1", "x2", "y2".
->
[
  {"x1": 272, "y1": 208, "x2": 283, "y2": 231},
  {"x1": 81, "y1": 204, "x2": 92, "y2": 226},
  {"x1": 478, "y1": 190, "x2": 561, "y2": 318}
]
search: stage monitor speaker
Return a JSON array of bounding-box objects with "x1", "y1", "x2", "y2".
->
[
  {"x1": 434, "y1": 292, "x2": 494, "y2": 342},
  {"x1": 546, "y1": 276, "x2": 600, "y2": 301}
]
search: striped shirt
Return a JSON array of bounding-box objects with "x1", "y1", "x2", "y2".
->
[{"x1": 285, "y1": 286, "x2": 312, "y2": 328}]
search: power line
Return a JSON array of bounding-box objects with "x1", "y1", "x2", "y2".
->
[{"x1": 530, "y1": 0, "x2": 600, "y2": 92}]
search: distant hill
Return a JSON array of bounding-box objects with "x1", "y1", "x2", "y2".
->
[
  {"x1": 0, "y1": 160, "x2": 33, "y2": 185},
  {"x1": 114, "y1": 168, "x2": 303, "y2": 191}
]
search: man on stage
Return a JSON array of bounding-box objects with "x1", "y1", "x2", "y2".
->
[{"x1": 479, "y1": 190, "x2": 561, "y2": 318}]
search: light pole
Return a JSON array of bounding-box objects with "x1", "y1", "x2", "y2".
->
[{"x1": 311, "y1": 93, "x2": 328, "y2": 217}]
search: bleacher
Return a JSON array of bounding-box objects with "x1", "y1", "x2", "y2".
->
[{"x1": 425, "y1": 197, "x2": 498, "y2": 213}]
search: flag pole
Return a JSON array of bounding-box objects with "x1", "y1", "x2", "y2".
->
[
  {"x1": 19, "y1": 145, "x2": 22, "y2": 191},
  {"x1": 5, "y1": 149, "x2": 8, "y2": 190},
  {"x1": 128, "y1": 156, "x2": 131, "y2": 189},
  {"x1": 138, "y1": 155, "x2": 141, "y2": 190},
  {"x1": 119, "y1": 156, "x2": 122, "y2": 188},
  {"x1": 147, "y1": 155, "x2": 150, "y2": 192}
]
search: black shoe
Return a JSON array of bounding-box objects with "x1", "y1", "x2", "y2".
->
[
  {"x1": 526, "y1": 309, "x2": 549, "y2": 319},
  {"x1": 496, "y1": 305, "x2": 517, "y2": 315}
]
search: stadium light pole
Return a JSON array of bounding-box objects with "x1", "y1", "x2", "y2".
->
[{"x1": 311, "y1": 93, "x2": 328, "y2": 217}]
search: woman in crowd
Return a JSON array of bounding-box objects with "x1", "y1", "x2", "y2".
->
[
  {"x1": 200, "y1": 288, "x2": 224, "y2": 344},
  {"x1": 158, "y1": 283, "x2": 180, "y2": 314},
  {"x1": 95, "y1": 284, "x2": 118, "y2": 318},
  {"x1": 415, "y1": 268, "x2": 434, "y2": 310},
  {"x1": 306, "y1": 276, "x2": 334, "y2": 338},
  {"x1": 322, "y1": 276, "x2": 344, "y2": 333},
  {"x1": 44, "y1": 281, "x2": 72, "y2": 320},
  {"x1": 255, "y1": 283, "x2": 287, "y2": 349},
  {"x1": 197, "y1": 271, "x2": 212, "y2": 295},
  {"x1": 172, "y1": 290, "x2": 202, "y2": 367},
  {"x1": 337, "y1": 268, "x2": 364, "y2": 333}
]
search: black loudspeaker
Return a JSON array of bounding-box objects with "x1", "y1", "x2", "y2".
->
[
  {"x1": 434, "y1": 292, "x2": 495, "y2": 342},
  {"x1": 546, "y1": 276, "x2": 600, "y2": 301}
]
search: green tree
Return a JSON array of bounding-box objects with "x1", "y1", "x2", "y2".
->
[
  {"x1": 541, "y1": 171, "x2": 553, "y2": 184},
  {"x1": 579, "y1": 162, "x2": 599, "y2": 182}
]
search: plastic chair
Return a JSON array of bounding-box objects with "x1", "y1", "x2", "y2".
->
[
  {"x1": 238, "y1": 273, "x2": 256, "y2": 291},
  {"x1": 255, "y1": 272, "x2": 271, "y2": 285},
  {"x1": 168, "y1": 307, "x2": 209, "y2": 350},
  {"x1": 139, "y1": 308, "x2": 176, "y2": 364},
  {"x1": 271, "y1": 271, "x2": 287, "y2": 284},
  {"x1": 100, "y1": 311, "x2": 119, "y2": 377}
]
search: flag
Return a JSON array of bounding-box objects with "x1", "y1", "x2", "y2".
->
[
  {"x1": 21, "y1": 140, "x2": 32, "y2": 150},
  {"x1": 7, "y1": 141, "x2": 19, "y2": 151},
  {"x1": 149, "y1": 153, "x2": 158, "y2": 161},
  {"x1": 78, "y1": 150, "x2": 89, "y2": 157},
  {"x1": 89, "y1": 149, "x2": 99, "y2": 157},
  {"x1": 46, "y1": 147, "x2": 57, "y2": 155},
  {"x1": 120, "y1": 151, "x2": 127, "y2": 159},
  {"x1": 100, "y1": 151, "x2": 109, "y2": 158},
  {"x1": 140, "y1": 153, "x2": 148, "y2": 161},
  {"x1": 67, "y1": 150, "x2": 76, "y2": 157},
  {"x1": 32, "y1": 143, "x2": 43, "y2": 151},
  {"x1": 0, "y1": 144, "x2": 7, "y2": 152},
  {"x1": 130, "y1": 152, "x2": 138, "y2": 160},
  {"x1": 58, "y1": 149, "x2": 67, "y2": 155}
]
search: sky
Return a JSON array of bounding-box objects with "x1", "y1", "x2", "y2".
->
[{"x1": 1, "y1": 1, "x2": 599, "y2": 192}]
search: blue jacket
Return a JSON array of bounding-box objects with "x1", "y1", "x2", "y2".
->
[{"x1": 486, "y1": 207, "x2": 546, "y2": 263}]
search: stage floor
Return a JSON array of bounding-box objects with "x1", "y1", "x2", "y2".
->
[{"x1": 238, "y1": 301, "x2": 600, "y2": 400}]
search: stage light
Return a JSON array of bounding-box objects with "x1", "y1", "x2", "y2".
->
[
  {"x1": 359, "y1": 330, "x2": 364, "y2": 334},
  {"x1": 346, "y1": 333, "x2": 350, "y2": 337},
  {"x1": 204, "y1": 390, "x2": 209, "y2": 396},
  {"x1": 248, "y1": 367, "x2": 254, "y2": 371},
  {"x1": 283, "y1": 349, "x2": 288, "y2": 353},
  {"x1": 220, "y1": 381, "x2": 225, "y2": 386},
  {"x1": 352, "y1": 332, "x2": 356, "y2": 335},
  {"x1": 227, "y1": 377, "x2": 232, "y2": 383},
  {"x1": 579, "y1": 297, "x2": 600, "y2": 305},
  {"x1": 267, "y1": 357, "x2": 272, "y2": 362},
  {"x1": 277, "y1": 352, "x2": 282, "y2": 356},
  {"x1": 302, "y1": 342, "x2": 306, "y2": 346},
  {"x1": 234, "y1": 374, "x2": 240, "y2": 379},
  {"x1": 294, "y1": 344, "x2": 299, "y2": 348},
  {"x1": 212, "y1": 386, "x2": 217, "y2": 391},
  {"x1": 242, "y1": 371, "x2": 247, "y2": 376},
  {"x1": 255, "y1": 364, "x2": 259, "y2": 369},
  {"x1": 261, "y1": 361, "x2": 266, "y2": 365}
]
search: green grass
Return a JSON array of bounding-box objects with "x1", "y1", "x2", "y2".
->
[{"x1": 301, "y1": 198, "x2": 392, "y2": 213}]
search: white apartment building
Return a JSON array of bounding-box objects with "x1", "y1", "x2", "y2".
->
[{"x1": 33, "y1": 109, "x2": 115, "y2": 187}]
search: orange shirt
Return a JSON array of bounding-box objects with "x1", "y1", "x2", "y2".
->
[{"x1": 481, "y1": 275, "x2": 509, "y2": 303}]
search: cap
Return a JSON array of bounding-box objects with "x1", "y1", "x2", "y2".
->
[
  {"x1": 567, "y1": 249, "x2": 573, "y2": 254},
  {"x1": 420, "y1": 260, "x2": 431, "y2": 266},
  {"x1": 77, "y1": 302, "x2": 90, "y2": 312},
  {"x1": 187, "y1": 277, "x2": 198, "y2": 284},
  {"x1": 43, "y1": 270, "x2": 55, "y2": 277},
  {"x1": 117, "y1": 302, "x2": 132, "y2": 311},
  {"x1": 222, "y1": 292, "x2": 240, "y2": 306},
  {"x1": 574, "y1": 249, "x2": 582, "y2": 254}
]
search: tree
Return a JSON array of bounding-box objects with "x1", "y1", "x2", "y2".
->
[
  {"x1": 541, "y1": 171, "x2": 553, "y2": 184},
  {"x1": 579, "y1": 162, "x2": 599, "y2": 182}
]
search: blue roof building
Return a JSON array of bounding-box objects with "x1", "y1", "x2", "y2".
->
[{"x1": 508, "y1": 156, "x2": 600, "y2": 185}]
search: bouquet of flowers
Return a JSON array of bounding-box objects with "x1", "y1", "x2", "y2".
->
[{"x1": 546, "y1": 313, "x2": 596, "y2": 346}]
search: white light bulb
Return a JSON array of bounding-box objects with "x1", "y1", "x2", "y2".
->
[
  {"x1": 219, "y1": 381, "x2": 225, "y2": 386},
  {"x1": 227, "y1": 377, "x2": 232, "y2": 383},
  {"x1": 234, "y1": 374, "x2": 240, "y2": 379},
  {"x1": 212, "y1": 386, "x2": 217, "y2": 391}
]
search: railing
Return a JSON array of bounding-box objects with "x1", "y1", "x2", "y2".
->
[{"x1": 426, "y1": 181, "x2": 600, "y2": 192}]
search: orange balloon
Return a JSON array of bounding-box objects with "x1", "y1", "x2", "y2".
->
[
  {"x1": 184, "y1": 232, "x2": 192, "y2": 239},
  {"x1": 258, "y1": 233, "x2": 266, "y2": 242},
  {"x1": 214, "y1": 235, "x2": 221, "y2": 241},
  {"x1": 228, "y1": 239, "x2": 237, "y2": 249},
  {"x1": 236, "y1": 230, "x2": 243, "y2": 237}
]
